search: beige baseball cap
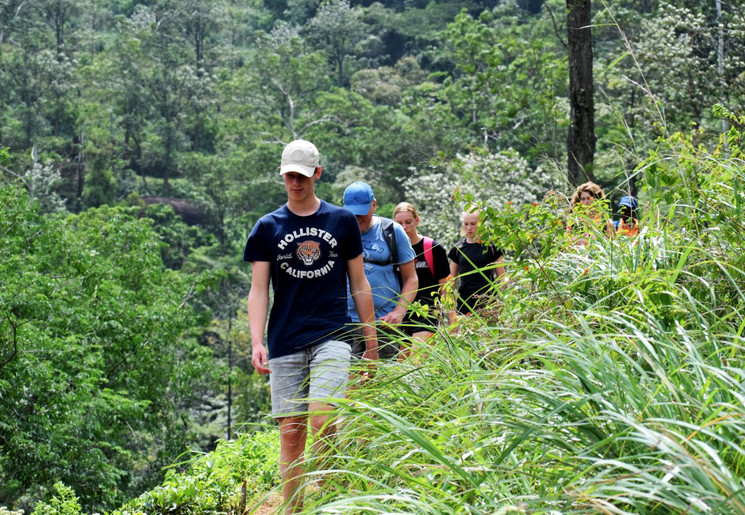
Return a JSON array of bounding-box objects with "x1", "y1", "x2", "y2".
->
[{"x1": 279, "y1": 139, "x2": 319, "y2": 177}]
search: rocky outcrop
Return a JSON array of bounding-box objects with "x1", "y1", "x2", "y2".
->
[{"x1": 141, "y1": 196, "x2": 210, "y2": 226}]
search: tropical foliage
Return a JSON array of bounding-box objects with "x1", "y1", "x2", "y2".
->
[
  {"x1": 1, "y1": 0, "x2": 744, "y2": 512},
  {"x1": 0, "y1": 187, "x2": 224, "y2": 510}
]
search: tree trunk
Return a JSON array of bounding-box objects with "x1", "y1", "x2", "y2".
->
[
  {"x1": 76, "y1": 131, "x2": 84, "y2": 199},
  {"x1": 227, "y1": 316, "x2": 232, "y2": 441},
  {"x1": 716, "y1": 0, "x2": 729, "y2": 152},
  {"x1": 566, "y1": 0, "x2": 596, "y2": 186}
]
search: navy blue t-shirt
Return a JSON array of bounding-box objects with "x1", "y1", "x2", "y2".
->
[{"x1": 243, "y1": 201, "x2": 363, "y2": 359}]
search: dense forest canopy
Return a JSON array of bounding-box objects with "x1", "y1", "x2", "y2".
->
[
  {"x1": 1, "y1": 0, "x2": 744, "y2": 512},
  {"x1": 2, "y1": 0, "x2": 743, "y2": 230}
]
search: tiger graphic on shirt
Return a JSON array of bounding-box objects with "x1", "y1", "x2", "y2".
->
[
  {"x1": 276, "y1": 227, "x2": 338, "y2": 279},
  {"x1": 296, "y1": 240, "x2": 321, "y2": 266}
]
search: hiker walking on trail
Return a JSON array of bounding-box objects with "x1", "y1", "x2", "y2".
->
[
  {"x1": 393, "y1": 202, "x2": 451, "y2": 351},
  {"x1": 567, "y1": 181, "x2": 615, "y2": 245},
  {"x1": 448, "y1": 208, "x2": 504, "y2": 316},
  {"x1": 244, "y1": 140, "x2": 377, "y2": 514},
  {"x1": 614, "y1": 195, "x2": 640, "y2": 237},
  {"x1": 343, "y1": 182, "x2": 418, "y2": 359}
]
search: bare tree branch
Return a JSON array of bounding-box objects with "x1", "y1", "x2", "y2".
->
[
  {"x1": 0, "y1": 316, "x2": 19, "y2": 369},
  {"x1": 545, "y1": 2, "x2": 568, "y2": 49}
]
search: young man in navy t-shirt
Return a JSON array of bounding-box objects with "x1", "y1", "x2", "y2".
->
[{"x1": 244, "y1": 139, "x2": 377, "y2": 513}]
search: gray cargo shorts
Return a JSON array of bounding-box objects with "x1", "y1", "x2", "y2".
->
[{"x1": 268, "y1": 339, "x2": 351, "y2": 417}]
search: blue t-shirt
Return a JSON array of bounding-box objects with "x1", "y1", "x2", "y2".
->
[
  {"x1": 347, "y1": 216, "x2": 416, "y2": 322},
  {"x1": 243, "y1": 201, "x2": 362, "y2": 359}
]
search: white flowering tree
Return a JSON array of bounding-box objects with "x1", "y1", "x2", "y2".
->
[
  {"x1": 593, "y1": 2, "x2": 745, "y2": 192},
  {"x1": 401, "y1": 168, "x2": 460, "y2": 245},
  {"x1": 23, "y1": 159, "x2": 67, "y2": 214},
  {"x1": 402, "y1": 148, "x2": 566, "y2": 246}
]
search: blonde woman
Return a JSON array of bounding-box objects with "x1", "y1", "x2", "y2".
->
[
  {"x1": 448, "y1": 209, "x2": 504, "y2": 315},
  {"x1": 393, "y1": 202, "x2": 451, "y2": 349}
]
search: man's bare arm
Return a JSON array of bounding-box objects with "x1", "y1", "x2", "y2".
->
[
  {"x1": 379, "y1": 260, "x2": 418, "y2": 325},
  {"x1": 248, "y1": 261, "x2": 271, "y2": 374},
  {"x1": 348, "y1": 254, "x2": 378, "y2": 360}
]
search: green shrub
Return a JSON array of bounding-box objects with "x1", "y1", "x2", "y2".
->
[
  {"x1": 114, "y1": 429, "x2": 280, "y2": 514},
  {"x1": 31, "y1": 483, "x2": 83, "y2": 515}
]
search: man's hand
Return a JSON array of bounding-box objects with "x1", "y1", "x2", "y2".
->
[
  {"x1": 378, "y1": 309, "x2": 405, "y2": 325},
  {"x1": 251, "y1": 344, "x2": 271, "y2": 375},
  {"x1": 357, "y1": 329, "x2": 378, "y2": 381},
  {"x1": 359, "y1": 346, "x2": 378, "y2": 381}
]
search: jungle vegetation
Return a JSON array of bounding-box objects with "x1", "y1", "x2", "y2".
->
[{"x1": 1, "y1": 0, "x2": 744, "y2": 512}]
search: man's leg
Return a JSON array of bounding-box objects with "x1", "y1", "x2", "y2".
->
[
  {"x1": 277, "y1": 415, "x2": 307, "y2": 514},
  {"x1": 308, "y1": 402, "x2": 336, "y2": 459},
  {"x1": 307, "y1": 341, "x2": 350, "y2": 475},
  {"x1": 270, "y1": 350, "x2": 311, "y2": 514}
]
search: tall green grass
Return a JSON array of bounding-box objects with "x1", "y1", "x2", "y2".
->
[{"x1": 295, "y1": 131, "x2": 745, "y2": 514}]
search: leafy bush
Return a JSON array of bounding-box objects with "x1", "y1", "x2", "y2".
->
[
  {"x1": 31, "y1": 483, "x2": 83, "y2": 515},
  {"x1": 114, "y1": 429, "x2": 280, "y2": 514},
  {"x1": 0, "y1": 189, "x2": 222, "y2": 512}
]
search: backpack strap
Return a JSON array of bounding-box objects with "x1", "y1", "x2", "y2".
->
[
  {"x1": 362, "y1": 218, "x2": 402, "y2": 287},
  {"x1": 422, "y1": 236, "x2": 435, "y2": 276},
  {"x1": 382, "y1": 218, "x2": 398, "y2": 267},
  {"x1": 363, "y1": 218, "x2": 398, "y2": 266}
]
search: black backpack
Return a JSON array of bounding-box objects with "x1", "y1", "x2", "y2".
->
[{"x1": 363, "y1": 217, "x2": 401, "y2": 285}]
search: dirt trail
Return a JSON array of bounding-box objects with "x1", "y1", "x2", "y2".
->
[{"x1": 247, "y1": 491, "x2": 281, "y2": 514}]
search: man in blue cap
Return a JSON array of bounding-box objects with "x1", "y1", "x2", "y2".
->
[
  {"x1": 343, "y1": 181, "x2": 418, "y2": 359},
  {"x1": 244, "y1": 140, "x2": 377, "y2": 513}
]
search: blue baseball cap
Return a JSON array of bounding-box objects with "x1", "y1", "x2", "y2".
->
[
  {"x1": 343, "y1": 181, "x2": 375, "y2": 216},
  {"x1": 617, "y1": 196, "x2": 638, "y2": 209}
]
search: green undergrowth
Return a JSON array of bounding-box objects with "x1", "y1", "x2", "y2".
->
[
  {"x1": 25, "y1": 428, "x2": 281, "y2": 514},
  {"x1": 111, "y1": 428, "x2": 279, "y2": 514}
]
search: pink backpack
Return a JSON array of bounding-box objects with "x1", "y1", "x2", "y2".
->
[{"x1": 422, "y1": 236, "x2": 435, "y2": 276}]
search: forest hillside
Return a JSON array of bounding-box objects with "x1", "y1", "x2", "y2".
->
[{"x1": 1, "y1": 0, "x2": 744, "y2": 513}]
